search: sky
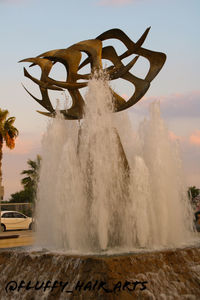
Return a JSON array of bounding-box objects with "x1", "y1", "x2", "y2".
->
[{"x1": 0, "y1": 0, "x2": 200, "y2": 200}]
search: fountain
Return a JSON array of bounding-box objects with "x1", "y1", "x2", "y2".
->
[
  {"x1": 36, "y1": 76, "x2": 195, "y2": 254},
  {"x1": 0, "y1": 28, "x2": 199, "y2": 299}
]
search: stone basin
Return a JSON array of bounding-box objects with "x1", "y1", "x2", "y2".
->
[{"x1": 0, "y1": 245, "x2": 200, "y2": 299}]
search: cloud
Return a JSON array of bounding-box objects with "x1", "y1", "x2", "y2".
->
[
  {"x1": 165, "y1": 130, "x2": 200, "y2": 188},
  {"x1": 168, "y1": 129, "x2": 200, "y2": 148},
  {"x1": 129, "y1": 94, "x2": 200, "y2": 188},
  {"x1": 134, "y1": 90, "x2": 200, "y2": 119},
  {"x1": 169, "y1": 131, "x2": 182, "y2": 142},
  {"x1": 168, "y1": 130, "x2": 200, "y2": 147},
  {"x1": 3, "y1": 132, "x2": 42, "y2": 155},
  {"x1": 97, "y1": 0, "x2": 134, "y2": 6},
  {"x1": 179, "y1": 139, "x2": 200, "y2": 188},
  {"x1": 161, "y1": 91, "x2": 200, "y2": 119},
  {"x1": 189, "y1": 130, "x2": 200, "y2": 146}
]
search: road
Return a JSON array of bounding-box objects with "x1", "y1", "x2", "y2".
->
[{"x1": 0, "y1": 230, "x2": 34, "y2": 249}]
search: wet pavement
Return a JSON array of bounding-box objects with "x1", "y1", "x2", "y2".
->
[{"x1": 0, "y1": 230, "x2": 34, "y2": 249}]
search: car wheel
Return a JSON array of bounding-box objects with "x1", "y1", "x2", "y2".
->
[
  {"x1": 1, "y1": 224, "x2": 6, "y2": 232},
  {"x1": 29, "y1": 223, "x2": 32, "y2": 230}
]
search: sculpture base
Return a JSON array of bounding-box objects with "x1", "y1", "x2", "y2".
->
[{"x1": 0, "y1": 245, "x2": 200, "y2": 299}]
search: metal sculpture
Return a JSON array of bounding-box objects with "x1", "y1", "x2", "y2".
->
[{"x1": 19, "y1": 28, "x2": 166, "y2": 120}]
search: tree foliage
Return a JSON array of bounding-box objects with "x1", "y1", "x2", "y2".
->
[
  {"x1": 188, "y1": 186, "x2": 200, "y2": 200},
  {"x1": 21, "y1": 155, "x2": 41, "y2": 193},
  {"x1": 0, "y1": 108, "x2": 18, "y2": 199},
  {"x1": 9, "y1": 155, "x2": 41, "y2": 205},
  {"x1": 0, "y1": 109, "x2": 18, "y2": 147},
  {"x1": 9, "y1": 189, "x2": 33, "y2": 203}
]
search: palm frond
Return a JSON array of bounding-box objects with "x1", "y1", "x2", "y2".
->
[
  {"x1": 21, "y1": 169, "x2": 35, "y2": 176},
  {"x1": 0, "y1": 109, "x2": 9, "y2": 123},
  {"x1": 21, "y1": 155, "x2": 41, "y2": 190},
  {"x1": 0, "y1": 109, "x2": 18, "y2": 149},
  {"x1": 4, "y1": 132, "x2": 16, "y2": 149}
]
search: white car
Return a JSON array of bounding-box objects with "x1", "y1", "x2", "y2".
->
[{"x1": 0, "y1": 211, "x2": 33, "y2": 231}]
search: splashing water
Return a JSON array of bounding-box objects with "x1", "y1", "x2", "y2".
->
[{"x1": 36, "y1": 74, "x2": 196, "y2": 254}]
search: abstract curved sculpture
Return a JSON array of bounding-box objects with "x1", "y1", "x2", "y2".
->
[{"x1": 19, "y1": 28, "x2": 166, "y2": 120}]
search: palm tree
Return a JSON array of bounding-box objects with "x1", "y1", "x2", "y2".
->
[
  {"x1": 0, "y1": 109, "x2": 19, "y2": 199},
  {"x1": 188, "y1": 186, "x2": 200, "y2": 205},
  {"x1": 21, "y1": 155, "x2": 41, "y2": 203}
]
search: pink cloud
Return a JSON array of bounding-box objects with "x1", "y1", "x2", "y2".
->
[
  {"x1": 3, "y1": 133, "x2": 41, "y2": 155},
  {"x1": 189, "y1": 130, "x2": 200, "y2": 146},
  {"x1": 169, "y1": 131, "x2": 181, "y2": 141},
  {"x1": 165, "y1": 131, "x2": 200, "y2": 188}
]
